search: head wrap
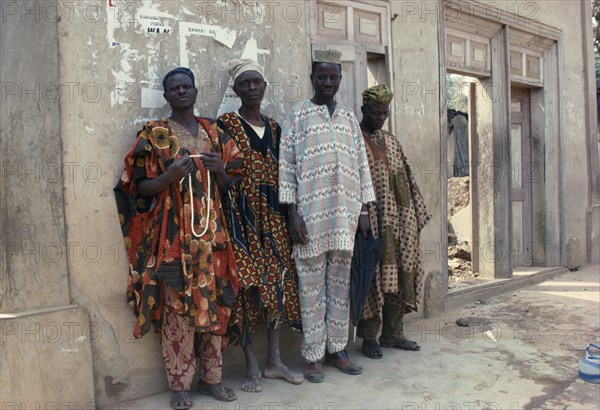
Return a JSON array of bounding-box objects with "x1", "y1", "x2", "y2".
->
[
  {"x1": 228, "y1": 59, "x2": 265, "y2": 83},
  {"x1": 162, "y1": 67, "x2": 195, "y2": 90},
  {"x1": 312, "y1": 49, "x2": 342, "y2": 65},
  {"x1": 362, "y1": 84, "x2": 394, "y2": 105}
]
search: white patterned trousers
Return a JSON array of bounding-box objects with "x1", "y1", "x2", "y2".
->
[{"x1": 294, "y1": 250, "x2": 353, "y2": 362}]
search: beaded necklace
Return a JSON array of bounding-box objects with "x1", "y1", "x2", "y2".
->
[
  {"x1": 186, "y1": 156, "x2": 210, "y2": 238},
  {"x1": 170, "y1": 120, "x2": 212, "y2": 239}
]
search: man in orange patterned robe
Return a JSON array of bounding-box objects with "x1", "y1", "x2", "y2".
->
[{"x1": 114, "y1": 67, "x2": 242, "y2": 409}]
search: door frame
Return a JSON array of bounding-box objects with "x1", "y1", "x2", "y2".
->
[{"x1": 440, "y1": 1, "x2": 565, "y2": 278}]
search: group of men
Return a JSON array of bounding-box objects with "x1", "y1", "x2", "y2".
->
[{"x1": 114, "y1": 49, "x2": 430, "y2": 410}]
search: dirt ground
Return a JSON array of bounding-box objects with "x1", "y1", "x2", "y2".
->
[{"x1": 132, "y1": 265, "x2": 600, "y2": 410}]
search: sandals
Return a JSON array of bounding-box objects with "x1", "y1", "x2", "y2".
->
[
  {"x1": 380, "y1": 337, "x2": 421, "y2": 351},
  {"x1": 362, "y1": 338, "x2": 383, "y2": 359},
  {"x1": 304, "y1": 361, "x2": 324, "y2": 383},
  {"x1": 324, "y1": 350, "x2": 363, "y2": 375},
  {"x1": 170, "y1": 391, "x2": 192, "y2": 410},
  {"x1": 197, "y1": 380, "x2": 237, "y2": 402}
]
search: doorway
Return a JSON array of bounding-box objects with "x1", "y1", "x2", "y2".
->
[{"x1": 446, "y1": 74, "x2": 480, "y2": 289}]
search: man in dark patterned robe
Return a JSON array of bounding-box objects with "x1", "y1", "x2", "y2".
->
[
  {"x1": 357, "y1": 84, "x2": 432, "y2": 359},
  {"x1": 218, "y1": 60, "x2": 303, "y2": 393}
]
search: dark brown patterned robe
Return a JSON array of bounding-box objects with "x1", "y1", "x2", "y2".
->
[{"x1": 362, "y1": 129, "x2": 431, "y2": 318}]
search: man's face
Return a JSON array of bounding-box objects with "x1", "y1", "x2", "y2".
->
[
  {"x1": 232, "y1": 71, "x2": 266, "y2": 106},
  {"x1": 310, "y1": 63, "x2": 342, "y2": 101},
  {"x1": 362, "y1": 103, "x2": 390, "y2": 131},
  {"x1": 163, "y1": 73, "x2": 197, "y2": 111}
]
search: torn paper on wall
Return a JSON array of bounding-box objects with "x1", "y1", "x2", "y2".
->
[
  {"x1": 179, "y1": 22, "x2": 237, "y2": 53},
  {"x1": 136, "y1": 8, "x2": 175, "y2": 35},
  {"x1": 141, "y1": 88, "x2": 167, "y2": 109},
  {"x1": 216, "y1": 79, "x2": 241, "y2": 117},
  {"x1": 240, "y1": 37, "x2": 271, "y2": 62}
]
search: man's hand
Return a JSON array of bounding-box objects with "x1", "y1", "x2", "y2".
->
[
  {"x1": 358, "y1": 214, "x2": 370, "y2": 239},
  {"x1": 166, "y1": 154, "x2": 195, "y2": 182},
  {"x1": 198, "y1": 151, "x2": 225, "y2": 174},
  {"x1": 198, "y1": 151, "x2": 231, "y2": 191},
  {"x1": 289, "y1": 204, "x2": 308, "y2": 245},
  {"x1": 138, "y1": 154, "x2": 195, "y2": 197}
]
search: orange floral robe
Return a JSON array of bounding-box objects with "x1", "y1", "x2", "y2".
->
[{"x1": 114, "y1": 117, "x2": 242, "y2": 338}]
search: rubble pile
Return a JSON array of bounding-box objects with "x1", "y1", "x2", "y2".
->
[
  {"x1": 447, "y1": 176, "x2": 470, "y2": 218},
  {"x1": 448, "y1": 241, "x2": 477, "y2": 281},
  {"x1": 447, "y1": 176, "x2": 476, "y2": 281}
]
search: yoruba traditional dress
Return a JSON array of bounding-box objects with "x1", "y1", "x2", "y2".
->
[
  {"x1": 357, "y1": 128, "x2": 431, "y2": 341},
  {"x1": 279, "y1": 100, "x2": 375, "y2": 362},
  {"x1": 217, "y1": 112, "x2": 301, "y2": 345},
  {"x1": 114, "y1": 117, "x2": 242, "y2": 391}
]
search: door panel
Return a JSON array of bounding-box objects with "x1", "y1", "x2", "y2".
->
[{"x1": 511, "y1": 87, "x2": 533, "y2": 267}]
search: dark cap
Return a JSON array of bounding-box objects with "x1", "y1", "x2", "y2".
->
[{"x1": 162, "y1": 67, "x2": 195, "y2": 90}]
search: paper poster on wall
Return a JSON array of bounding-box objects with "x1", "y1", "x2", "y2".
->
[
  {"x1": 179, "y1": 22, "x2": 237, "y2": 66},
  {"x1": 216, "y1": 79, "x2": 241, "y2": 117},
  {"x1": 136, "y1": 8, "x2": 175, "y2": 35}
]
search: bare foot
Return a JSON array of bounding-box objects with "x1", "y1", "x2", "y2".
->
[
  {"x1": 241, "y1": 370, "x2": 262, "y2": 392},
  {"x1": 263, "y1": 361, "x2": 304, "y2": 385}
]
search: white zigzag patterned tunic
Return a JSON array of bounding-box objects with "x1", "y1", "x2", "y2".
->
[{"x1": 279, "y1": 99, "x2": 376, "y2": 259}]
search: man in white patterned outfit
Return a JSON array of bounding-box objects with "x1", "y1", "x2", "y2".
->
[{"x1": 278, "y1": 50, "x2": 376, "y2": 383}]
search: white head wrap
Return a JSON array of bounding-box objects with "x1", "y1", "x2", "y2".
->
[{"x1": 228, "y1": 59, "x2": 265, "y2": 82}]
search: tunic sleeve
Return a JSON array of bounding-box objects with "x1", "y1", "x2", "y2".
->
[
  {"x1": 398, "y1": 140, "x2": 432, "y2": 231},
  {"x1": 215, "y1": 121, "x2": 244, "y2": 192},
  {"x1": 352, "y1": 114, "x2": 376, "y2": 204},
  {"x1": 118, "y1": 123, "x2": 163, "y2": 215},
  {"x1": 278, "y1": 111, "x2": 298, "y2": 204}
]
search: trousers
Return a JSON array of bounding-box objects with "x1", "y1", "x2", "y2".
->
[
  {"x1": 294, "y1": 250, "x2": 353, "y2": 362},
  {"x1": 161, "y1": 287, "x2": 222, "y2": 392},
  {"x1": 356, "y1": 293, "x2": 405, "y2": 341}
]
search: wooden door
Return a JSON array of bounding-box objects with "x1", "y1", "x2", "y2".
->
[{"x1": 510, "y1": 87, "x2": 533, "y2": 267}]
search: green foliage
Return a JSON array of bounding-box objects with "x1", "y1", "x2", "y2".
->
[
  {"x1": 593, "y1": 0, "x2": 600, "y2": 87},
  {"x1": 446, "y1": 74, "x2": 468, "y2": 112},
  {"x1": 596, "y1": 52, "x2": 600, "y2": 88},
  {"x1": 593, "y1": 0, "x2": 600, "y2": 50}
]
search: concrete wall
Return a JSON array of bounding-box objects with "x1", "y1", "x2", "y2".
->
[
  {"x1": 487, "y1": 0, "x2": 599, "y2": 266},
  {"x1": 1, "y1": 1, "x2": 95, "y2": 407},
  {"x1": 539, "y1": 0, "x2": 597, "y2": 266},
  {"x1": 1, "y1": 0, "x2": 69, "y2": 315},
  {"x1": 1, "y1": 0, "x2": 597, "y2": 407},
  {"x1": 389, "y1": 1, "x2": 445, "y2": 283}
]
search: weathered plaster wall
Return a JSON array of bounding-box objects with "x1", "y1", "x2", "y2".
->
[
  {"x1": 528, "y1": 0, "x2": 597, "y2": 266},
  {"x1": 1, "y1": 307, "x2": 96, "y2": 407},
  {"x1": 389, "y1": 1, "x2": 445, "y2": 283},
  {"x1": 1, "y1": 1, "x2": 95, "y2": 407},
  {"x1": 1, "y1": 0, "x2": 69, "y2": 313},
  {"x1": 55, "y1": 0, "x2": 311, "y2": 406},
  {"x1": 558, "y1": 1, "x2": 596, "y2": 267}
]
